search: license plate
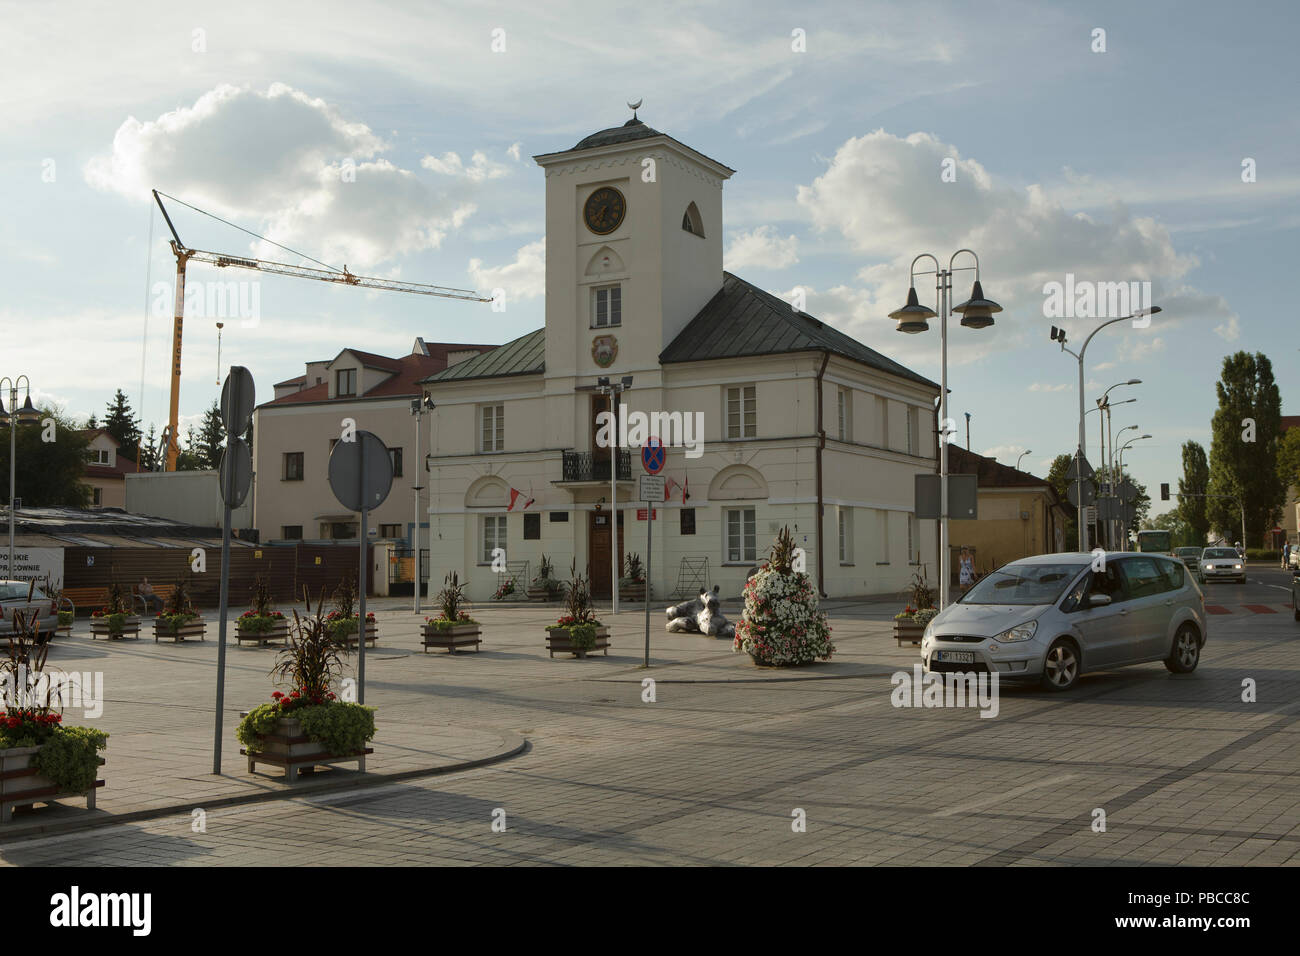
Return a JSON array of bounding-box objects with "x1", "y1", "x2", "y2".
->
[{"x1": 935, "y1": 650, "x2": 975, "y2": 663}]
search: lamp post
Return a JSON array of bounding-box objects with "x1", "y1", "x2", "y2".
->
[
  {"x1": 410, "y1": 395, "x2": 434, "y2": 614},
  {"x1": 1117, "y1": 433, "x2": 1151, "y2": 549},
  {"x1": 0, "y1": 376, "x2": 42, "y2": 578},
  {"x1": 890, "y1": 249, "x2": 1002, "y2": 609},
  {"x1": 1050, "y1": 310, "x2": 1160, "y2": 552},
  {"x1": 1097, "y1": 380, "x2": 1140, "y2": 549},
  {"x1": 596, "y1": 375, "x2": 633, "y2": 614},
  {"x1": 1016, "y1": 450, "x2": 1032, "y2": 471}
]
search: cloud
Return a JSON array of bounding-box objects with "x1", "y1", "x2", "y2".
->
[
  {"x1": 1028, "y1": 383, "x2": 1070, "y2": 392},
  {"x1": 1214, "y1": 316, "x2": 1241, "y2": 341},
  {"x1": 84, "y1": 83, "x2": 496, "y2": 269},
  {"x1": 469, "y1": 238, "x2": 545, "y2": 300},
  {"x1": 724, "y1": 225, "x2": 800, "y2": 271}
]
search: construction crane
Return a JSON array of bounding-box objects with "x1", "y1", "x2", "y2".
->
[{"x1": 151, "y1": 189, "x2": 491, "y2": 470}]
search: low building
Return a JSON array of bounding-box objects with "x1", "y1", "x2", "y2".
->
[
  {"x1": 79, "y1": 429, "x2": 136, "y2": 508},
  {"x1": 126, "y1": 468, "x2": 253, "y2": 530},
  {"x1": 945, "y1": 446, "x2": 1070, "y2": 581}
]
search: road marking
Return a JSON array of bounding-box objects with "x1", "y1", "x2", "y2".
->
[
  {"x1": 1205, "y1": 605, "x2": 1231, "y2": 615},
  {"x1": 931, "y1": 773, "x2": 1077, "y2": 818},
  {"x1": 1244, "y1": 604, "x2": 1277, "y2": 614}
]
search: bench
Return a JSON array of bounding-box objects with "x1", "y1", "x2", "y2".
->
[{"x1": 63, "y1": 584, "x2": 177, "y2": 615}]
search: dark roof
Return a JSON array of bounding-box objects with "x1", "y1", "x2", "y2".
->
[
  {"x1": 422, "y1": 329, "x2": 545, "y2": 383},
  {"x1": 335, "y1": 348, "x2": 400, "y2": 372},
  {"x1": 1282, "y1": 415, "x2": 1300, "y2": 433},
  {"x1": 948, "y1": 446, "x2": 1048, "y2": 489},
  {"x1": 572, "y1": 117, "x2": 664, "y2": 151},
  {"x1": 660, "y1": 273, "x2": 938, "y2": 388}
]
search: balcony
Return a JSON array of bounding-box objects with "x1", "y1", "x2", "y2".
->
[{"x1": 562, "y1": 450, "x2": 632, "y2": 482}]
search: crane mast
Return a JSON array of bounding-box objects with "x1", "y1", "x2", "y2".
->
[{"x1": 151, "y1": 190, "x2": 489, "y2": 471}]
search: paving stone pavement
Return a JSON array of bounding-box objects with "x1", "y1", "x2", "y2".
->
[{"x1": 3, "y1": 579, "x2": 1299, "y2": 865}]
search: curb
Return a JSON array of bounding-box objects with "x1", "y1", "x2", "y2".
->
[{"x1": 0, "y1": 731, "x2": 529, "y2": 845}]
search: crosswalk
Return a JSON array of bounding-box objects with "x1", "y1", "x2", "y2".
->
[{"x1": 1204, "y1": 604, "x2": 1292, "y2": 615}]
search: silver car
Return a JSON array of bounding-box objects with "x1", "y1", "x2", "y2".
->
[
  {"x1": 921, "y1": 552, "x2": 1207, "y2": 691},
  {"x1": 0, "y1": 580, "x2": 58, "y2": 637},
  {"x1": 1200, "y1": 547, "x2": 1245, "y2": 583}
]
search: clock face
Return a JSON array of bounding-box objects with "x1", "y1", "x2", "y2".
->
[{"x1": 583, "y1": 186, "x2": 626, "y2": 235}]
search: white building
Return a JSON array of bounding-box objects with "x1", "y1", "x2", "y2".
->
[{"x1": 420, "y1": 113, "x2": 941, "y2": 602}]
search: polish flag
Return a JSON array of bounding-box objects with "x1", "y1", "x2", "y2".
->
[
  {"x1": 663, "y1": 477, "x2": 678, "y2": 502},
  {"x1": 508, "y1": 488, "x2": 535, "y2": 511}
]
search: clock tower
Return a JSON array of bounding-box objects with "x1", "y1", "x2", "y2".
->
[{"x1": 533, "y1": 113, "x2": 735, "y2": 383}]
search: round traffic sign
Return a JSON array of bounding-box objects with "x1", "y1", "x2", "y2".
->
[
  {"x1": 218, "y1": 437, "x2": 253, "y2": 507},
  {"x1": 328, "y1": 430, "x2": 394, "y2": 512},
  {"x1": 641, "y1": 436, "x2": 665, "y2": 474},
  {"x1": 220, "y1": 366, "x2": 256, "y2": 435}
]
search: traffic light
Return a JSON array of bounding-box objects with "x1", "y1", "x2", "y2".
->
[{"x1": 1160, "y1": 483, "x2": 1170, "y2": 501}]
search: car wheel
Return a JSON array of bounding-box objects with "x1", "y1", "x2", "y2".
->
[
  {"x1": 1041, "y1": 638, "x2": 1080, "y2": 691},
  {"x1": 1165, "y1": 624, "x2": 1201, "y2": 674}
]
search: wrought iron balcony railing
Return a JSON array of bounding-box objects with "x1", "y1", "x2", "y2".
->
[{"x1": 562, "y1": 449, "x2": 632, "y2": 482}]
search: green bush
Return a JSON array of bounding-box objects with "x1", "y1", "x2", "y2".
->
[
  {"x1": 565, "y1": 623, "x2": 598, "y2": 652},
  {"x1": 237, "y1": 701, "x2": 375, "y2": 756},
  {"x1": 32, "y1": 727, "x2": 108, "y2": 794},
  {"x1": 1245, "y1": 549, "x2": 1278, "y2": 562},
  {"x1": 57, "y1": 610, "x2": 73, "y2": 626}
]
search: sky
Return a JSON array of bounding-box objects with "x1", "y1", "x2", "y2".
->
[{"x1": 4, "y1": 0, "x2": 1298, "y2": 517}]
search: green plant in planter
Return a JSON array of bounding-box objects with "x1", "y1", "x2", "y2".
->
[
  {"x1": 558, "y1": 559, "x2": 598, "y2": 626},
  {"x1": 426, "y1": 572, "x2": 477, "y2": 629},
  {"x1": 619, "y1": 552, "x2": 645, "y2": 588},
  {"x1": 238, "y1": 576, "x2": 284, "y2": 633},
  {"x1": 566, "y1": 623, "x2": 599, "y2": 653},
  {"x1": 57, "y1": 610, "x2": 74, "y2": 626}
]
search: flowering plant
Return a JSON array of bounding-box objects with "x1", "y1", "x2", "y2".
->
[
  {"x1": 894, "y1": 606, "x2": 918, "y2": 622},
  {"x1": 912, "y1": 607, "x2": 940, "y2": 627},
  {"x1": 492, "y1": 578, "x2": 516, "y2": 600},
  {"x1": 733, "y1": 527, "x2": 834, "y2": 667},
  {"x1": 238, "y1": 609, "x2": 287, "y2": 634}
]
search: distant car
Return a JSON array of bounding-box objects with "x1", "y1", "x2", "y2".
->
[
  {"x1": 1176, "y1": 547, "x2": 1202, "y2": 571},
  {"x1": 0, "y1": 580, "x2": 58, "y2": 637},
  {"x1": 921, "y1": 552, "x2": 1207, "y2": 691},
  {"x1": 1293, "y1": 571, "x2": 1300, "y2": 621},
  {"x1": 1289, "y1": 548, "x2": 1300, "y2": 570},
  {"x1": 1200, "y1": 547, "x2": 1245, "y2": 583}
]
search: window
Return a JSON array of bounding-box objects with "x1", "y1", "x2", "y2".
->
[
  {"x1": 388, "y1": 447, "x2": 403, "y2": 477},
  {"x1": 335, "y1": 368, "x2": 357, "y2": 397},
  {"x1": 680, "y1": 508, "x2": 696, "y2": 535},
  {"x1": 92, "y1": 487, "x2": 102, "y2": 506},
  {"x1": 906, "y1": 407, "x2": 915, "y2": 455},
  {"x1": 549, "y1": 511, "x2": 569, "y2": 523},
  {"x1": 681, "y1": 202, "x2": 704, "y2": 237},
  {"x1": 327, "y1": 522, "x2": 357, "y2": 539},
  {"x1": 876, "y1": 396, "x2": 889, "y2": 448},
  {"x1": 481, "y1": 515, "x2": 507, "y2": 564},
  {"x1": 726, "y1": 385, "x2": 757, "y2": 439},
  {"x1": 1118, "y1": 557, "x2": 1167, "y2": 599},
  {"x1": 284, "y1": 452, "x2": 304, "y2": 481},
  {"x1": 524, "y1": 513, "x2": 541, "y2": 540},
  {"x1": 86, "y1": 448, "x2": 110, "y2": 465},
  {"x1": 1157, "y1": 557, "x2": 1185, "y2": 590},
  {"x1": 282, "y1": 525, "x2": 303, "y2": 540},
  {"x1": 877, "y1": 510, "x2": 890, "y2": 564},
  {"x1": 725, "y1": 508, "x2": 756, "y2": 562},
  {"x1": 908, "y1": 514, "x2": 918, "y2": 564},
  {"x1": 379, "y1": 524, "x2": 402, "y2": 538},
  {"x1": 838, "y1": 507, "x2": 853, "y2": 563},
  {"x1": 480, "y1": 404, "x2": 504, "y2": 452},
  {"x1": 837, "y1": 388, "x2": 851, "y2": 442},
  {"x1": 592, "y1": 285, "x2": 622, "y2": 328}
]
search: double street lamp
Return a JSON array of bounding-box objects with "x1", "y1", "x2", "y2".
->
[
  {"x1": 889, "y1": 249, "x2": 1002, "y2": 609},
  {"x1": 596, "y1": 374, "x2": 633, "y2": 614},
  {"x1": 1117, "y1": 433, "x2": 1152, "y2": 549},
  {"x1": 0, "y1": 376, "x2": 42, "y2": 577}
]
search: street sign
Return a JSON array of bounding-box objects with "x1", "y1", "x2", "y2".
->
[
  {"x1": 1095, "y1": 496, "x2": 1122, "y2": 520},
  {"x1": 328, "y1": 431, "x2": 394, "y2": 511},
  {"x1": 218, "y1": 437, "x2": 253, "y2": 507},
  {"x1": 1117, "y1": 479, "x2": 1137, "y2": 502},
  {"x1": 636, "y1": 508, "x2": 657, "y2": 520},
  {"x1": 639, "y1": 474, "x2": 665, "y2": 502},
  {"x1": 914, "y1": 474, "x2": 978, "y2": 520},
  {"x1": 219, "y1": 366, "x2": 256, "y2": 435},
  {"x1": 1065, "y1": 455, "x2": 1094, "y2": 481},
  {"x1": 641, "y1": 436, "x2": 665, "y2": 474},
  {"x1": 1066, "y1": 481, "x2": 1096, "y2": 507}
]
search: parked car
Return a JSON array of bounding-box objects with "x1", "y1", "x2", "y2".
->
[
  {"x1": 1293, "y1": 570, "x2": 1300, "y2": 621},
  {"x1": 1200, "y1": 547, "x2": 1245, "y2": 583},
  {"x1": 1289, "y1": 548, "x2": 1300, "y2": 570},
  {"x1": 921, "y1": 552, "x2": 1207, "y2": 691},
  {"x1": 0, "y1": 580, "x2": 58, "y2": 637},
  {"x1": 1175, "y1": 547, "x2": 1202, "y2": 571}
]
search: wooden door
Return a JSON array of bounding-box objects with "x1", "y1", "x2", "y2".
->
[{"x1": 588, "y1": 510, "x2": 624, "y2": 598}]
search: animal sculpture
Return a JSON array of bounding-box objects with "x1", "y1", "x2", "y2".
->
[{"x1": 665, "y1": 585, "x2": 736, "y2": 639}]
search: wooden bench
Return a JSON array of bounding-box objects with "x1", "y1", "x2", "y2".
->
[{"x1": 62, "y1": 587, "x2": 107, "y2": 614}]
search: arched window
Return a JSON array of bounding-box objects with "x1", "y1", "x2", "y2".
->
[{"x1": 682, "y1": 201, "x2": 704, "y2": 237}]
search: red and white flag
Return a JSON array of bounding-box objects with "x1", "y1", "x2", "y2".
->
[
  {"x1": 508, "y1": 487, "x2": 535, "y2": 511},
  {"x1": 681, "y1": 474, "x2": 689, "y2": 504},
  {"x1": 663, "y1": 476, "x2": 678, "y2": 502}
]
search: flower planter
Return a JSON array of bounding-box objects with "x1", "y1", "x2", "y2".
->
[
  {"x1": 236, "y1": 618, "x2": 290, "y2": 646},
  {"x1": 0, "y1": 745, "x2": 105, "y2": 823},
  {"x1": 545, "y1": 625, "x2": 610, "y2": 659},
  {"x1": 330, "y1": 619, "x2": 379, "y2": 648},
  {"x1": 240, "y1": 716, "x2": 372, "y2": 784},
  {"x1": 619, "y1": 582, "x2": 648, "y2": 603},
  {"x1": 526, "y1": 584, "x2": 561, "y2": 601},
  {"x1": 421, "y1": 622, "x2": 483, "y2": 653},
  {"x1": 153, "y1": 617, "x2": 206, "y2": 643},
  {"x1": 893, "y1": 620, "x2": 925, "y2": 647},
  {"x1": 90, "y1": 615, "x2": 140, "y2": 640}
]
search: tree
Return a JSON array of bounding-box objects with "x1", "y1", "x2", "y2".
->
[
  {"x1": 139, "y1": 424, "x2": 161, "y2": 472},
  {"x1": 0, "y1": 408, "x2": 91, "y2": 507},
  {"x1": 175, "y1": 426, "x2": 205, "y2": 471},
  {"x1": 1207, "y1": 352, "x2": 1284, "y2": 546},
  {"x1": 1046, "y1": 453, "x2": 1081, "y2": 548},
  {"x1": 1144, "y1": 510, "x2": 1191, "y2": 549},
  {"x1": 1277, "y1": 426, "x2": 1300, "y2": 498},
  {"x1": 102, "y1": 390, "x2": 141, "y2": 463},
  {"x1": 195, "y1": 401, "x2": 226, "y2": 469},
  {"x1": 1178, "y1": 440, "x2": 1210, "y2": 546}
]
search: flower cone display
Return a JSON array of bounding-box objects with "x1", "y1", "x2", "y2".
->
[{"x1": 733, "y1": 526, "x2": 834, "y2": 666}]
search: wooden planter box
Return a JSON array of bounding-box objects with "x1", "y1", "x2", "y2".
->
[
  {"x1": 619, "y1": 582, "x2": 648, "y2": 602},
  {"x1": 0, "y1": 745, "x2": 105, "y2": 823},
  {"x1": 240, "y1": 716, "x2": 372, "y2": 784},
  {"x1": 332, "y1": 619, "x2": 379, "y2": 648},
  {"x1": 236, "y1": 618, "x2": 290, "y2": 646},
  {"x1": 153, "y1": 617, "x2": 206, "y2": 643},
  {"x1": 421, "y1": 622, "x2": 483, "y2": 653},
  {"x1": 545, "y1": 625, "x2": 610, "y2": 658},
  {"x1": 90, "y1": 615, "x2": 140, "y2": 640},
  {"x1": 893, "y1": 620, "x2": 925, "y2": 647},
  {"x1": 526, "y1": 584, "x2": 561, "y2": 601}
]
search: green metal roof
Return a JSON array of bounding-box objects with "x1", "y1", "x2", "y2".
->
[
  {"x1": 660, "y1": 273, "x2": 938, "y2": 389},
  {"x1": 421, "y1": 328, "x2": 545, "y2": 383}
]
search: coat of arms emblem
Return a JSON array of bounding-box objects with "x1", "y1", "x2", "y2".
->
[{"x1": 591, "y1": 334, "x2": 618, "y2": 368}]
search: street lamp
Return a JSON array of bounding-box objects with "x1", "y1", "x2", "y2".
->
[
  {"x1": 1016, "y1": 450, "x2": 1032, "y2": 471},
  {"x1": 890, "y1": 249, "x2": 1002, "y2": 610},
  {"x1": 1117, "y1": 433, "x2": 1151, "y2": 550},
  {"x1": 595, "y1": 374, "x2": 633, "y2": 614},
  {"x1": 1050, "y1": 308, "x2": 1160, "y2": 551},
  {"x1": 410, "y1": 395, "x2": 434, "y2": 614},
  {"x1": 0, "y1": 376, "x2": 42, "y2": 578}
]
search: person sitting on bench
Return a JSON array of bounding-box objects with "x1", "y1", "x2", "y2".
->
[{"x1": 139, "y1": 577, "x2": 163, "y2": 614}]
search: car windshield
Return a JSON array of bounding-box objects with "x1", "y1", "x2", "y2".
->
[
  {"x1": 1177, "y1": 548, "x2": 1198, "y2": 556},
  {"x1": 1203, "y1": 549, "x2": 1237, "y2": 559},
  {"x1": 0, "y1": 583, "x2": 47, "y2": 602},
  {"x1": 959, "y1": 563, "x2": 1085, "y2": 606}
]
